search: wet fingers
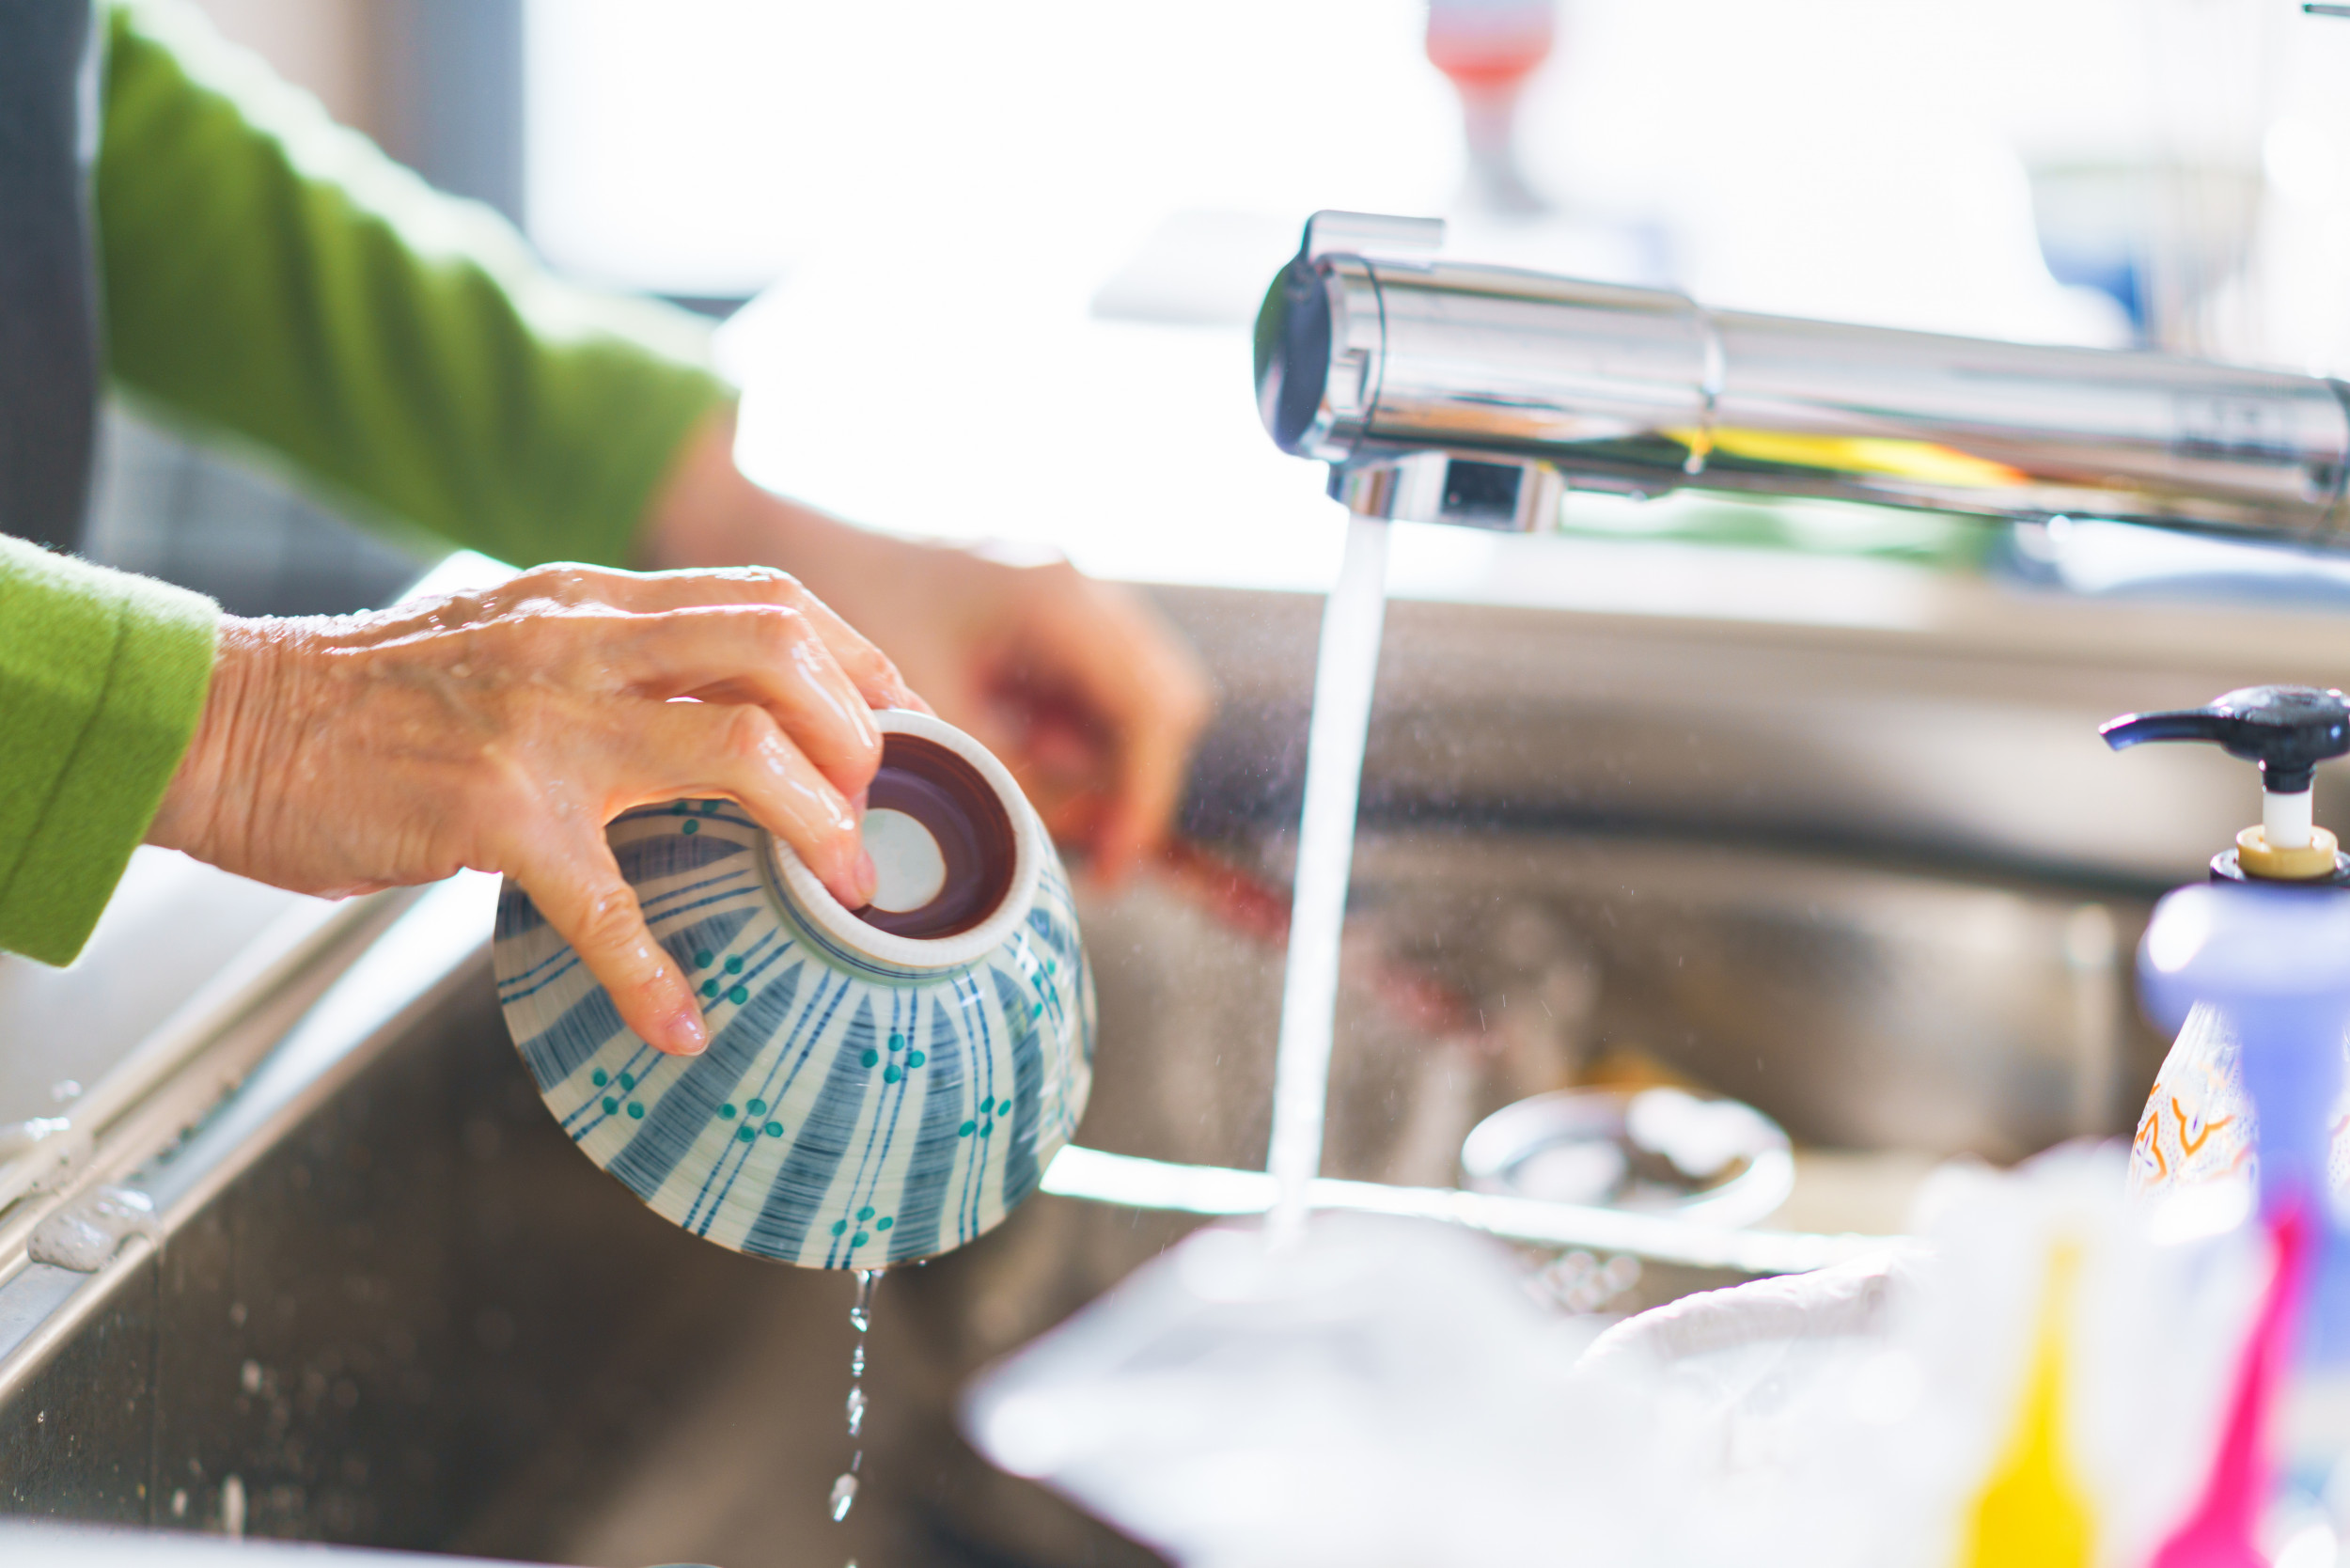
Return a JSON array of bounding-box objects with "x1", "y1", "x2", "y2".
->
[
  {"x1": 636, "y1": 700, "x2": 878, "y2": 910},
  {"x1": 519, "y1": 836, "x2": 709, "y2": 1057},
  {"x1": 594, "y1": 565, "x2": 923, "y2": 713},
  {"x1": 608, "y1": 604, "x2": 885, "y2": 797}
]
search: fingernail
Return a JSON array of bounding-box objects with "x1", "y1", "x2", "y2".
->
[
  {"x1": 665, "y1": 1009, "x2": 709, "y2": 1056},
  {"x1": 854, "y1": 849, "x2": 879, "y2": 907}
]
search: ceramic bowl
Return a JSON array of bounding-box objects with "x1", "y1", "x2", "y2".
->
[{"x1": 492, "y1": 710, "x2": 1094, "y2": 1268}]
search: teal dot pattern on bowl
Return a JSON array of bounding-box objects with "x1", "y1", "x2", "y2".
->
[{"x1": 492, "y1": 799, "x2": 1094, "y2": 1269}]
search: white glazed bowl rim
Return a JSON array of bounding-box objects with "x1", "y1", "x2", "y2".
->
[{"x1": 767, "y1": 708, "x2": 1045, "y2": 973}]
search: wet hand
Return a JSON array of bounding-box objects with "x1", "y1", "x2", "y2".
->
[{"x1": 146, "y1": 562, "x2": 921, "y2": 1057}]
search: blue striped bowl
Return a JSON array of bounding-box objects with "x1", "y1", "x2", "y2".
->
[{"x1": 492, "y1": 712, "x2": 1094, "y2": 1268}]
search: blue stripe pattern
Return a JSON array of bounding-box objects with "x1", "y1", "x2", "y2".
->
[
  {"x1": 641, "y1": 866, "x2": 754, "y2": 914},
  {"x1": 744, "y1": 997, "x2": 878, "y2": 1260},
  {"x1": 607, "y1": 962, "x2": 802, "y2": 1200},
  {"x1": 887, "y1": 996, "x2": 969, "y2": 1262},
  {"x1": 681, "y1": 964, "x2": 841, "y2": 1235},
  {"x1": 496, "y1": 886, "x2": 544, "y2": 938},
  {"x1": 493, "y1": 796, "x2": 1091, "y2": 1268},
  {"x1": 655, "y1": 907, "x2": 755, "y2": 973},
  {"x1": 614, "y1": 832, "x2": 746, "y2": 885},
  {"x1": 497, "y1": 952, "x2": 581, "y2": 1006},
  {"x1": 991, "y1": 967, "x2": 1047, "y2": 1211},
  {"x1": 957, "y1": 969, "x2": 998, "y2": 1247},
  {"x1": 514, "y1": 985, "x2": 625, "y2": 1087}
]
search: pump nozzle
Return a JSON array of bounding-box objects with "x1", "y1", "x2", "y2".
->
[{"x1": 2103, "y1": 685, "x2": 2350, "y2": 884}]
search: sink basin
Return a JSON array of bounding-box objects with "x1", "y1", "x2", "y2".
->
[{"x1": 0, "y1": 556, "x2": 2342, "y2": 1565}]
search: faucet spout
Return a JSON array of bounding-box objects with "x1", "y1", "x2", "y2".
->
[{"x1": 1255, "y1": 211, "x2": 2350, "y2": 544}]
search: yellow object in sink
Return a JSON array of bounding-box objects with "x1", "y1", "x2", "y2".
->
[{"x1": 1957, "y1": 1240, "x2": 2094, "y2": 1568}]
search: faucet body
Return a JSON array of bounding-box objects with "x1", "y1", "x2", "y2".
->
[{"x1": 1256, "y1": 212, "x2": 2350, "y2": 543}]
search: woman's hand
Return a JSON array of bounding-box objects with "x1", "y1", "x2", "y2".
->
[
  {"x1": 146, "y1": 562, "x2": 922, "y2": 1058},
  {"x1": 647, "y1": 416, "x2": 1214, "y2": 882}
]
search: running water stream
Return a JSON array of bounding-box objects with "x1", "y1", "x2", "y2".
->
[
  {"x1": 829, "y1": 1267, "x2": 879, "y2": 1542},
  {"x1": 1265, "y1": 514, "x2": 1392, "y2": 1249},
  {"x1": 820, "y1": 513, "x2": 1385, "y2": 1541}
]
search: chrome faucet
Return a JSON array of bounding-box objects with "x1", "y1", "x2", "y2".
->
[{"x1": 1255, "y1": 211, "x2": 2350, "y2": 544}]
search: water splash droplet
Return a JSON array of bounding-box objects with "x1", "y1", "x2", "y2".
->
[
  {"x1": 825, "y1": 1270, "x2": 881, "y2": 1525},
  {"x1": 848, "y1": 1267, "x2": 877, "y2": 1333}
]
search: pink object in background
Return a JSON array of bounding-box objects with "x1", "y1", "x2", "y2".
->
[
  {"x1": 2150, "y1": 1203, "x2": 2312, "y2": 1568},
  {"x1": 1424, "y1": 0, "x2": 1555, "y2": 213}
]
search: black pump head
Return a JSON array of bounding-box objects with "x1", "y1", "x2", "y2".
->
[{"x1": 2101, "y1": 685, "x2": 2350, "y2": 794}]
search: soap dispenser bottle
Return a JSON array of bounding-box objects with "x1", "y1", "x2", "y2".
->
[
  {"x1": 2104, "y1": 686, "x2": 2350, "y2": 1200},
  {"x1": 2135, "y1": 884, "x2": 2350, "y2": 1555}
]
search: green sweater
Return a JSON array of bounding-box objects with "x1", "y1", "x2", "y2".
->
[{"x1": 0, "y1": 0, "x2": 734, "y2": 965}]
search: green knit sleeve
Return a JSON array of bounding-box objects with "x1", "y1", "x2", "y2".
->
[
  {"x1": 95, "y1": 0, "x2": 736, "y2": 571},
  {"x1": 0, "y1": 538, "x2": 217, "y2": 966}
]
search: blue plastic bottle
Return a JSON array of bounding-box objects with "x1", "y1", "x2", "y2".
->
[{"x1": 2114, "y1": 688, "x2": 2350, "y2": 1526}]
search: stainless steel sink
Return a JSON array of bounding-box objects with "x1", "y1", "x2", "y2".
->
[{"x1": 3, "y1": 548, "x2": 2347, "y2": 1566}]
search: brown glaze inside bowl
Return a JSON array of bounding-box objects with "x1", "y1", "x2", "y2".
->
[{"x1": 852, "y1": 733, "x2": 1018, "y2": 940}]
